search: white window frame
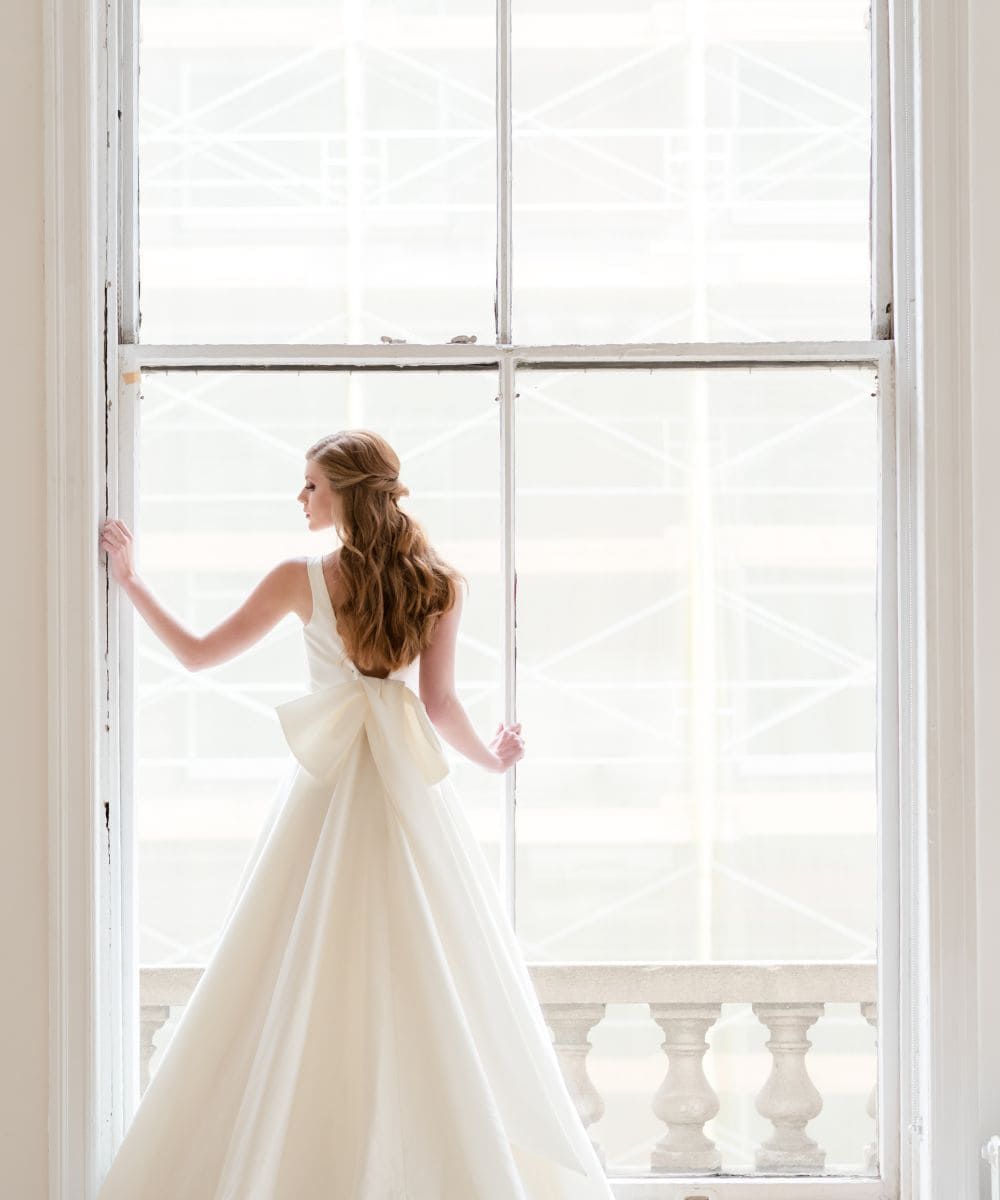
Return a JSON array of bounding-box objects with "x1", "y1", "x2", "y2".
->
[{"x1": 41, "y1": 0, "x2": 981, "y2": 1195}]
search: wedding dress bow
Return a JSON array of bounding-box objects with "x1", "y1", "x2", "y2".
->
[{"x1": 275, "y1": 676, "x2": 450, "y2": 790}]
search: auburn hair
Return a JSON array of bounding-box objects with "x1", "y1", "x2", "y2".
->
[{"x1": 306, "y1": 429, "x2": 467, "y2": 674}]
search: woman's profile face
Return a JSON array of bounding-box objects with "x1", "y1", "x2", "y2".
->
[{"x1": 297, "y1": 459, "x2": 343, "y2": 532}]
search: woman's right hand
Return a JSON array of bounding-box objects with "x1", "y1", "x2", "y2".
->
[
  {"x1": 488, "y1": 721, "x2": 525, "y2": 773},
  {"x1": 100, "y1": 518, "x2": 138, "y2": 586}
]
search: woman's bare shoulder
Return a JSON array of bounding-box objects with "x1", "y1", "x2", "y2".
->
[{"x1": 264, "y1": 555, "x2": 313, "y2": 623}]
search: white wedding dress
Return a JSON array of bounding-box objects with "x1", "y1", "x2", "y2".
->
[{"x1": 97, "y1": 555, "x2": 615, "y2": 1199}]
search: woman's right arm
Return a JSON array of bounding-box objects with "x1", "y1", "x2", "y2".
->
[
  {"x1": 419, "y1": 580, "x2": 525, "y2": 774},
  {"x1": 100, "y1": 519, "x2": 305, "y2": 672}
]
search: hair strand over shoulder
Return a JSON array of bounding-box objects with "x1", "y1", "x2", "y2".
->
[{"x1": 306, "y1": 429, "x2": 468, "y2": 675}]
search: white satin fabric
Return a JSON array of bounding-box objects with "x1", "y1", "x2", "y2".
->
[{"x1": 97, "y1": 555, "x2": 615, "y2": 1199}]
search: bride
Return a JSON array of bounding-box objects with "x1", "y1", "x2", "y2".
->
[{"x1": 96, "y1": 429, "x2": 615, "y2": 1199}]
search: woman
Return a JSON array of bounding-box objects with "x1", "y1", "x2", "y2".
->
[{"x1": 96, "y1": 429, "x2": 615, "y2": 1199}]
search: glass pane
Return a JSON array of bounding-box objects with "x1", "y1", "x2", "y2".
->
[
  {"x1": 515, "y1": 365, "x2": 878, "y2": 1172},
  {"x1": 138, "y1": 1, "x2": 496, "y2": 342},
  {"x1": 134, "y1": 370, "x2": 502, "y2": 971},
  {"x1": 513, "y1": 0, "x2": 872, "y2": 342}
]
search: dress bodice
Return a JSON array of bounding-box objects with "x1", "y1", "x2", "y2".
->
[
  {"x1": 278, "y1": 555, "x2": 447, "y2": 794},
  {"x1": 303, "y1": 554, "x2": 420, "y2": 696}
]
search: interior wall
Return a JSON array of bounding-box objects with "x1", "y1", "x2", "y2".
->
[
  {"x1": 0, "y1": 0, "x2": 49, "y2": 1196},
  {"x1": 971, "y1": 0, "x2": 1000, "y2": 1172}
]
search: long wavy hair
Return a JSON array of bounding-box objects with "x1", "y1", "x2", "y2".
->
[{"x1": 306, "y1": 430, "x2": 467, "y2": 674}]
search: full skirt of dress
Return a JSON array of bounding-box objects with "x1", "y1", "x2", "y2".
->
[{"x1": 96, "y1": 676, "x2": 615, "y2": 1199}]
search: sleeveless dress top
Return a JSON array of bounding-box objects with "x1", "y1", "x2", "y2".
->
[{"x1": 302, "y1": 553, "x2": 420, "y2": 693}]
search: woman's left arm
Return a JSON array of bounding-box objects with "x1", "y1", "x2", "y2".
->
[{"x1": 100, "y1": 518, "x2": 304, "y2": 672}]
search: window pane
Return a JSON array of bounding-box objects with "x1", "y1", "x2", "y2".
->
[
  {"x1": 515, "y1": 365, "x2": 877, "y2": 1171},
  {"x1": 516, "y1": 365, "x2": 877, "y2": 958},
  {"x1": 134, "y1": 370, "x2": 502, "y2": 966},
  {"x1": 138, "y1": 1, "x2": 496, "y2": 343},
  {"x1": 513, "y1": 1, "x2": 872, "y2": 342}
]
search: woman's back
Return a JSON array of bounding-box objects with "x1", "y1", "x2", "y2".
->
[{"x1": 302, "y1": 553, "x2": 419, "y2": 694}]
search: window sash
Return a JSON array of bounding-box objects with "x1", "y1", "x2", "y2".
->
[
  {"x1": 115, "y1": 0, "x2": 894, "y2": 350},
  {"x1": 113, "y1": 344, "x2": 899, "y2": 1192}
]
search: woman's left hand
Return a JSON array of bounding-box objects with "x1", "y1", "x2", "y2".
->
[{"x1": 100, "y1": 518, "x2": 137, "y2": 585}]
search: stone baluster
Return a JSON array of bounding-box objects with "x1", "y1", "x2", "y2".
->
[
  {"x1": 861, "y1": 1001, "x2": 878, "y2": 1171},
  {"x1": 752, "y1": 1002, "x2": 825, "y2": 1172},
  {"x1": 649, "y1": 1003, "x2": 722, "y2": 1173},
  {"x1": 542, "y1": 1002, "x2": 607, "y2": 1164},
  {"x1": 140, "y1": 1004, "x2": 171, "y2": 1094}
]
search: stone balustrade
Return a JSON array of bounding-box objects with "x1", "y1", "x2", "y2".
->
[{"x1": 139, "y1": 961, "x2": 877, "y2": 1179}]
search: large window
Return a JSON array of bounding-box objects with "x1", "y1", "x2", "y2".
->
[{"x1": 117, "y1": 0, "x2": 895, "y2": 1190}]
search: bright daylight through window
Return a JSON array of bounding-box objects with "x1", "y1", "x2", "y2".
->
[{"x1": 123, "y1": 0, "x2": 889, "y2": 1186}]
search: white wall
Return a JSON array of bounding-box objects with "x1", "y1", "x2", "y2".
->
[
  {"x1": 0, "y1": 0, "x2": 49, "y2": 1196},
  {"x1": 972, "y1": 0, "x2": 1000, "y2": 1168}
]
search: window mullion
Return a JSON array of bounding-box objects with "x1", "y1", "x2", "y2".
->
[
  {"x1": 116, "y1": 0, "x2": 139, "y2": 343},
  {"x1": 872, "y1": 0, "x2": 894, "y2": 339},
  {"x1": 500, "y1": 355, "x2": 517, "y2": 926},
  {"x1": 876, "y1": 350, "x2": 902, "y2": 1195},
  {"x1": 496, "y1": 0, "x2": 512, "y2": 344}
]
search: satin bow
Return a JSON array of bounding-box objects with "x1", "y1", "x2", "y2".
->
[{"x1": 275, "y1": 676, "x2": 450, "y2": 791}]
